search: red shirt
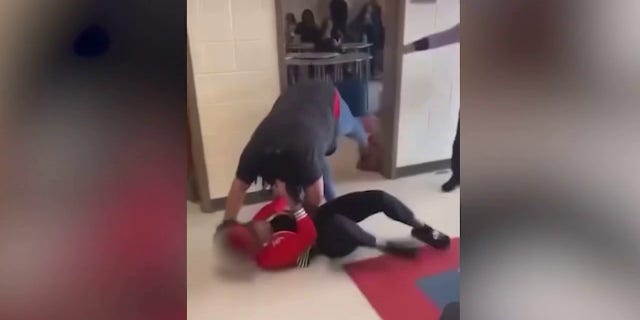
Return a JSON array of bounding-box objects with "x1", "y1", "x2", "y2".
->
[
  {"x1": 251, "y1": 197, "x2": 317, "y2": 270},
  {"x1": 333, "y1": 89, "x2": 340, "y2": 119}
]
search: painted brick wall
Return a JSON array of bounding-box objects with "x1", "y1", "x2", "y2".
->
[{"x1": 188, "y1": 0, "x2": 280, "y2": 198}]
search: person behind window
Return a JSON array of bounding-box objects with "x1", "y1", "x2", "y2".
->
[
  {"x1": 329, "y1": 0, "x2": 348, "y2": 39},
  {"x1": 295, "y1": 9, "x2": 320, "y2": 43},
  {"x1": 315, "y1": 18, "x2": 343, "y2": 53},
  {"x1": 350, "y1": 2, "x2": 384, "y2": 76},
  {"x1": 284, "y1": 12, "x2": 297, "y2": 45}
]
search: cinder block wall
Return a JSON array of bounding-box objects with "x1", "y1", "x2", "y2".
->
[{"x1": 188, "y1": 0, "x2": 280, "y2": 198}]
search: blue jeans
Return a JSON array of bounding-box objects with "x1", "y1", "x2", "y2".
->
[
  {"x1": 322, "y1": 93, "x2": 369, "y2": 201},
  {"x1": 337, "y1": 94, "x2": 368, "y2": 153}
]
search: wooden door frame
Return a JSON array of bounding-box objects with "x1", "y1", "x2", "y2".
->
[
  {"x1": 275, "y1": 0, "x2": 287, "y2": 91},
  {"x1": 378, "y1": 0, "x2": 405, "y2": 178},
  {"x1": 187, "y1": 38, "x2": 214, "y2": 212},
  {"x1": 273, "y1": 0, "x2": 406, "y2": 179}
]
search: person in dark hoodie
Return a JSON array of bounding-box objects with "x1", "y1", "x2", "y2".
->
[
  {"x1": 329, "y1": 0, "x2": 348, "y2": 39},
  {"x1": 295, "y1": 9, "x2": 321, "y2": 43},
  {"x1": 216, "y1": 81, "x2": 379, "y2": 236},
  {"x1": 315, "y1": 18, "x2": 343, "y2": 53},
  {"x1": 351, "y1": 2, "x2": 385, "y2": 76}
]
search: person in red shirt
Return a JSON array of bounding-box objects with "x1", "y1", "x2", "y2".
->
[
  {"x1": 218, "y1": 181, "x2": 317, "y2": 270},
  {"x1": 218, "y1": 181, "x2": 450, "y2": 270}
]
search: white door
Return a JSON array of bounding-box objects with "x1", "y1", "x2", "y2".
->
[{"x1": 396, "y1": 0, "x2": 460, "y2": 166}]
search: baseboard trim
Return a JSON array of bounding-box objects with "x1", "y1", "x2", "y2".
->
[
  {"x1": 395, "y1": 159, "x2": 451, "y2": 178},
  {"x1": 209, "y1": 189, "x2": 273, "y2": 213}
]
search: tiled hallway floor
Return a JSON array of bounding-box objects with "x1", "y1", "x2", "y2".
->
[{"x1": 187, "y1": 141, "x2": 459, "y2": 320}]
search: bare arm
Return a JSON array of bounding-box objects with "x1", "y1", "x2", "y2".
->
[
  {"x1": 403, "y1": 23, "x2": 460, "y2": 54},
  {"x1": 223, "y1": 177, "x2": 249, "y2": 221}
]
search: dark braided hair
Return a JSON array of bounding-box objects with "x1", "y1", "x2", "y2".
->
[
  {"x1": 284, "y1": 183, "x2": 304, "y2": 206},
  {"x1": 256, "y1": 147, "x2": 304, "y2": 206}
]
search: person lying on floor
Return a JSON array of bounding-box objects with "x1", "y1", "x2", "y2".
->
[{"x1": 216, "y1": 180, "x2": 451, "y2": 270}]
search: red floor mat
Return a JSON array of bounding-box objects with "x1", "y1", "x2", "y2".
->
[{"x1": 345, "y1": 238, "x2": 460, "y2": 320}]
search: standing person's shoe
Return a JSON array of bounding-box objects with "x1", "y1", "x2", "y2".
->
[
  {"x1": 357, "y1": 135, "x2": 381, "y2": 172},
  {"x1": 441, "y1": 176, "x2": 459, "y2": 192},
  {"x1": 357, "y1": 153, "x2": 380, "y2": 172},
  {"x1": 411, "y1": 225, "x2": 451, "y2": 249}
]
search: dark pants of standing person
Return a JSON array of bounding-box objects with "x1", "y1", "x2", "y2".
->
[
  {"x1": 440, "y1": 302, "x2": 460, "y2": 320},
  {"x1": 312, "y1": 190, "x2": 422, "y2": 258},
  {"x1": 442, "y1": 117, "x2": 460, "y2": 191},
  {"x1": 451, "y1": 118, "x2": 460, "y2": 182}
]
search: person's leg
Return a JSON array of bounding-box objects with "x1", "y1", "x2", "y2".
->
[
  {"x1": 313, "y1": 213, "x2": 360, "y2": 258},
  {"x1": 318, "y1": 190, "x2": 383, "y2": 222},
  {"x1": 325, "y1": 190, "x2": 450, "y2": 249},
  {"x1": 325, "y1": 214, "x2": 418, "y2": 258},
  {"x1": 322, "y1": 190, "x2": 419, "y2": 226},
  {"x1": 321, "y1": 157, "x2": 337, "y2": 201},
  {"x1": 440, "y1": 302, "x2": 460, "y2": 320},
  {"x1": 316, "y1": 192, "x2": 418, "y2": 258},
  {"x1": 452, "y1": 118, "x2": 460, "y2": 181},
  {"x1": 332, "y1": 214, "x2": 377, "y2": 247},
  {"x1": 442, "y1": 118, "x2": 460, "y2": 192},
  {"x1": 378, "y1": 191, "x2": 427, "y2": 228},
  {"x1": 335, "y1": 92, "x2": 380, "y2": 171},
  {"x1": 337, "y1": 93, "x2": 368, "y2": 155},
  {"x1": 376, "y1": 191, "x2": 451, "y2": 249}
]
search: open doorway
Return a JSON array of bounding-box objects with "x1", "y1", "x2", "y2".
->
[{"x1": 274, "y1": 0, "x2": 404, "y2": 181}]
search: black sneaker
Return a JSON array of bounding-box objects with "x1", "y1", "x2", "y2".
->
[
  {"x1": 411, "y1": 226, "x2": 450, "y2": 249},
  {"x1": 441, "y1": 176, "x2": 459, "y2": 192},
  {"x1": 382, "y1": 241, "x2": 419, "y2": 258}
]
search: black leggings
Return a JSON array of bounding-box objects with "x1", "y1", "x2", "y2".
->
[{"x1": 313, "y1": 190, "x2": 419, "y2": 258}]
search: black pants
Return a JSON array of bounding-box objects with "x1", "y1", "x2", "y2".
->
[
  {"x1": 440, "y1": 302, "x2": 460, "y2": 320},
  {"x1": 312, "y1": 190, "x2": 418, "y2": 258},
  {"x1": 451, "y1": 118, "x2": 460, "y2": 181}
]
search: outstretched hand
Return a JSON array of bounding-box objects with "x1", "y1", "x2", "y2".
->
[{"x1": 402, "y1": 43, "x2": 416, "y2": 55}]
